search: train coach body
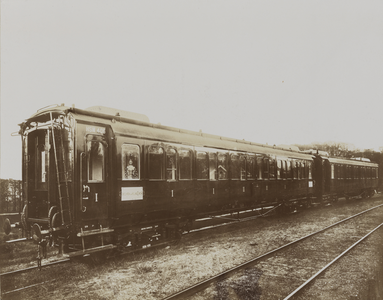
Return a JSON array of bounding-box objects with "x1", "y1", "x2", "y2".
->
[{"x1": 14, "y1": 105, "x2": 379, "y2": 255}]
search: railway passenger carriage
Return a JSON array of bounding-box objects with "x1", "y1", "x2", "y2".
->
[{"x1": 5, "y1": 104, "x2": 379, "y2": 257}]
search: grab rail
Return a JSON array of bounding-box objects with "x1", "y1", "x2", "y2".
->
[{"x1": 80, "y1": 152, "x2": 86, "y2": 212}]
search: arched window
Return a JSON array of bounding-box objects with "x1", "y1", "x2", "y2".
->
[
  {"x1": 269, "y1": 158, "x2": 276, "y2": 179},
  {"x1": 166, "y1": 148, "x2": 177, "y2": 181},
  {"x1": 209, "y1": 152, "x2": 217, "y2": 180},
  {"x1": 179, "y1": 149, "x2": 192, "y2": 180},
  {"x1": 218, "y1": 152, "x2": 228, "y2": 180},
  {"x1": 246, "y1": 155, "x2": 255, "y2": 180},
  {"x1": 240, "y1": 155, "x2": 246, "y2": 180},
  {"x1": 230, "y1": 153, "x2": 240, "y2": 179},
  {"x1": 149, "y1": 146, "x2": 165, "y2": 180},
  {"x1": 87, "y1": 137, "x2": 105, "y2": 182},
  {"x1": 122, "y1": 144, "x2": 140, "y2": 180},
  {"x1": 196, "y1": 151, "x2": 208, "y2": 180}
]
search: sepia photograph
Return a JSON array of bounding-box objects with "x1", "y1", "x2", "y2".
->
[{"x1": 1, "y1": 1, "x2": 383, "y2": 299}]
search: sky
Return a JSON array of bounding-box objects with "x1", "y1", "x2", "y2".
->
[{"x1": 1, "y1": 0, "x2": 383, "y2": 180}]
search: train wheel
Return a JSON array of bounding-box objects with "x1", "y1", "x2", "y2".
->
[
  {"x1": 32, "y1": 223, "x2": 42, "y2": 244},
  {"x1": 48, "y1": 206, "x2": 58, "y2": 229},
  {"x1": 3, "y1": 218, "x2": 11, "y2": 235}
]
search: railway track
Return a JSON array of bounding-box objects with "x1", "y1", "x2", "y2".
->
[
  {"x1": 162, "y1": 202, "x2": 383, "y2": 300},
  {"x1": 0, "y1": 259, "x2": 70, "y2": 298},
  {"x1": 0, "y1": 206, "x2": 275, "y2": 297},
  {"x1": 2, "y1": 198, "x2": 382, "y2": 299}
]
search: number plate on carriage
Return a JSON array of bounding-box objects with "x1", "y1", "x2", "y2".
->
[{"x1": 121, "y1": 187, "x2": 144, "y2": 201}]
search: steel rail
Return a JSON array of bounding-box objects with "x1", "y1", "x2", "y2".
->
[
  {"x1": 0, "y1": 258, "x2": 70, "y2": 277},
  {"x1": 161, "y1": 203, "x2": 383, "y2": 300},
  {"x1": 185, "y1": 205, "x2": 280, "y2": 235},
  {"x1": 283, "y1": 221, "x2": 383, "y2": 300},
  {"x1": 2, "y1": 279, "x2": 57, "y2": 296}
]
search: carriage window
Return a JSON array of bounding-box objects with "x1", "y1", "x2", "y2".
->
[
  {"x1": 257, "y1": 157, "x2": 263, "y2": 179},
  {"x1": 240, "y1": 155, "x2": 246, "y2": 180},
  {"x1": 179, "y1": 149, "x2": 192, "y2": 180},
  {"x1": 263, "y1": 158, "x2": 269, "y2": 179},
  {"x1": 292, "y1": 161, "x2": 298, "y2": 179},
  {"x1": 209, "y1": 152, "x2": 217, "y2": 180},
  {"x1": 197, "y1": 151, "x2": 208, "y2": 180},
  {"x1": 277, "y1": 160, "x2": 282, "y2": 179},
  {"x1": 269, "y1": 159, "x2": 275, "y2": 179},
  {"x1": 286, "y1": 161, "x2": 292, "y2": 179},
  {"x1": 307, "y1": 161, "x2": 312, "y2": 179},
  {"x1": 231, "y1": 153, "x2": 240, "y2": 179},
  {"x1": 87, "y1": 139, "x2": 105, "y2": 182},
  {"x1": 218, "y1": 152, "x2": 228, "y2": 180},
  {"x1": 149, "y1": 146, "x2": 165, "y2": 180},
  {"x1": 376, "y1": 168, "x2": 379, "y2": 179},
  {"x1": 331, "y1": 164, "x2": 335, "y2": 179},
  {"x1": 166, "y1": 149, "x2": 177, "y2": 181},
  {"x1": 301, "y1": 162, "x2": 306, "y2": 179},
  {"x1": 122, "y1": 144, "x2": 140, "y2": 180},
  {"x1": 247, "y1": 156, "x2": 255, "y2": 180},
  {"x1": 35, "y1": 133, "x2": 49, "y2": 189}
]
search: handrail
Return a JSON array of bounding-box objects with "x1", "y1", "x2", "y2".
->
[
  {"x1": 80, "y1": 152, "x2": 86, "y2": 212},
  {"x1": 37, "y1": 104, "x2": 60, "y2": 112}
]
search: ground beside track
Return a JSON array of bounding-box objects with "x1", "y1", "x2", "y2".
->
[{"x1": 2, "y1": 195, "x2": 383, "y2": 299}]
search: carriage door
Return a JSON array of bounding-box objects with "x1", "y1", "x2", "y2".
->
[{"x1": 80, "y1": 125, "x2": 109, "y2": 225}]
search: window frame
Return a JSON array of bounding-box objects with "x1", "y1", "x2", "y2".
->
[
  {"x1": 179, "y1": 148, "x2": 193, "y2": 180},
  {"x1": 121, "y1": 144, "x2": 140, "y2": 181},
  {"x1": 86, "y1": 135, "x2": 106, "y2": 183},
  {"x1": 148, "y1": 145, "x2": 166, "y2": 181}
]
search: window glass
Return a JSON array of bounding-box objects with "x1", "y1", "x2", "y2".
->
[
  {"x1": 297, "y1": 162, "x2": 302, "y2": 179},
  {"x1": 209, "y1": 152, "x2": 217, "y2": 180},
  {"x1": 231, "y1": 153, "x2": 240, "y2": 179},
  {"x1": 87, "y1": 139, "x2": 105, "y2": 182},
  {"x1": 246, "y1": 155, "x2": 255, "y2": 180},
  {"x1": 331, "y1": 164, "x2": 335, "y2": 179},
  {"x1": 35, "y1": 132, "x2": 49, "y2": 189},
  {"x1": 149, "y1": 146, "x2": 165, "y2": 180},
  {"x1": 179, "y1": 149, "x2": 192, "y2": 180},
  {"x1": 166, "y1": 148, "x2": 177, "y2": 181},
  {"x1": 292, "y1": 161, "x2": 298, "y2": 179},
  {"x1": 218, "y1": 152, "x2": 228, "y2": 180},
  {"x1": 240, "y1": 155, "x2": 246, "y2": 180},
  {"x1": 307, "y1": 161, "x2": 312, "y2": 179},
  {"x1": 269, "y1": 158, "x2": 275, "y2": 179},
  {"x1": 263, "y1": 158, "x2": 269, "y2": 179},
  {"x1": 286, "y1": 161, "x2": 292, "y2": 179},
  {"x1": 122, "y1": 144, "x2": 140, "y2": 180},
  {"x1": 277, "y1": 160, "x2": 282, "y2": 179},
  {"x1": 257, "y1": 157, "x2": 263, "y2": 179},
  {"x1": 301, "y1": 162, "x2": 306, "y2": 179},
  {"x1": 282, "y1": 161, "x2": 287, "y2": 179},
  {"x1": 196, "y1": 151, "x2": 208, "y2": 179}
]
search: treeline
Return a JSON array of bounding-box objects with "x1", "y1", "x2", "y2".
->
[{"x1": 0, "y1": 179, "x2": 22, "y2": 214}]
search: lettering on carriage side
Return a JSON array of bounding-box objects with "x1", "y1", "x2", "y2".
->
[
  {"x1": 86, "y1": 126, "x2": 106, "y2": 135},
  {"x1": 121, "y1": 187, "x2": 144, "y2": 201}
]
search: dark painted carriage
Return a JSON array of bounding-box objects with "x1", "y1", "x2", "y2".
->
[{"x1": 9, "y1": 104, "x2": 379, "y2": 256}]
